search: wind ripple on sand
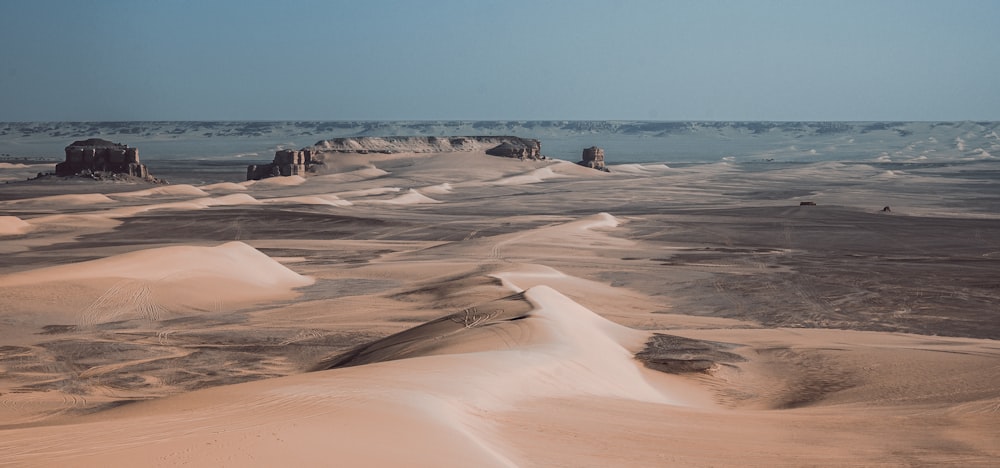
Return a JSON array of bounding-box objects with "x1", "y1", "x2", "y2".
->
[
  {"x1": 489, "y1": 167, "x2": 561, "y2": 186},
  {"x1": 0, "y1": 192, "x2": 115, "y2": 208},
  {"x1": 371, "y1": 189, "x2": 441, "y2": 205},
  {"x1": 0, "y1": 241, "x2": 313, "y2": 323},
  {"x1": 0, "y1": 285, "x2": 676, "y2": 466}
]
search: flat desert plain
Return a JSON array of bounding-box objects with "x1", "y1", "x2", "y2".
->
[{"x1": 1, "y1": 151, "x2": 998, "y2": 467}]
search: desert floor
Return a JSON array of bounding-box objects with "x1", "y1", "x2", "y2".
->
[{"x1": 1, "y1": 152, "x2": 998, "y2": 466}]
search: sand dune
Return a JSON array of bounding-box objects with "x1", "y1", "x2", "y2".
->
[
  {"x1": 1, "y1": 192, "x2": 115, "y2": 208},
  {"x1": 197, "y1": 181, "x2": 249, "y2": 192},
  {"x1": 609, "y1": 162, "x2": 672, "y2": 173},
  {"x1": 0, "y1": 215, "x2": 32, "y2": 236},
  {"x1": 369, "y1": 188, "x2": 441, "y2": 205},
  {"x1": 0, "y1": 241, "x2": 313, "y2": 324},
  {"x1": 2, "y1": 241, "x2": 308, "y2": 288},
  {"x1": 419, "y1": 182, "x2": 453, "y2": 194},
  {"x1": 0, "y1": 286, "x2": 675, "y2": 466},
  {"x1": 308, "y1": 166, "x2": 389, "y2": 183},
  {"x1": 261, "y1": 193, "x2": 353, "y2": 206},
  {"x1": 490, "y1": 166, "x2": 562, "y2": 185},
  {"x1": 0, "y1": 162, "x2": 53, "y2": 182},
  {"x1": 245, "y1": 174, "x2": 307, "y2": 187},
  {"x1": 109, "y1": 184, "x2": 209, "y2": 198},
  {"x1": 0, "y1": 148, "x2": 997, "y2": 466},
  {"x1": 1, "y1": 284, "x2": 996, "y2": 466}
]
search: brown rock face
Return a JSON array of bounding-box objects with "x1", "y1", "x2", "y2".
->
[
  {"x1": 579, "y1": 146, "x2": 608, "y2": 171},
  {"x1": 247, "y1": 136, "x2": 544, "y2": 180},
  {"x1": 55, "y1": 139, "x2": 150, "y2": 178},
  {"x1": 484, "y1": 139, "x2": 542, "y2": 160},
  {"x1": 247, "y1": 149, "x2": 313, "y2": 180}
]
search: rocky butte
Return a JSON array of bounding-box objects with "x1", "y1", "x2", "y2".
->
[
  {"x1": 579, "y1": 146, "x2": 609, "y2": 172},
  {"x1": 247, "y1": 136, "x2": 543, "y2": 180},
  {"x1": 55, "y1": 138, "x2": 152, "y2": 179}
]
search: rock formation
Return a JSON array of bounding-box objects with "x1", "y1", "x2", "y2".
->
[
  {"x1": 483, "y1": 139, "x2": 542, "y2": 159},
  {"x1": 578, "y1": 146, "x2": 608, "y2": 171},
  {"x1": 247, "y1": 149, "x2": 315, "y2": 180},
  {"x1": 55, "y1": 139, "x2": 150, "y2": 178},
  {"x1": 248, "y1": 136, "x2": 544, "y2": 180}
]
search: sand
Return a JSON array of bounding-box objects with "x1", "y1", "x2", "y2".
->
[{"x1": 0, "y1": 150, "x2": 998, "y2": 466}]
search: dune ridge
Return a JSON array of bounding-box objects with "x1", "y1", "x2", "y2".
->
[
  {"x1": 0, "y1": 215, "x2": 32, "y2": 236},
  {"x1": 0, "y1": 242, "x2": 313, "y2": 324},
  {"x1": 0, "y1": 145, "x2": 997, "y2": 466}
]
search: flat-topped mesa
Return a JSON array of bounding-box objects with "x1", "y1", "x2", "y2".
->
[
  {"x1": 55, "y1": 138, "x2": 151, "y2": 179},
  {"x1": 311, "y1": 136, "x2": 541, "y2": 156},
  {"x1": 247, "y1": 149, "x2": 313, "y2": 180},
  {"x1": 247, "y1": 136, "x2": 543, "y2": 180},
  {"x1": 579, "y1": 146, "x2": 609, "y2": 172}
]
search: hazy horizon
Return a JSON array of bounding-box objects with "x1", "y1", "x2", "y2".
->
[{"x1": 3, "y1": 0, "x2": 999, "y2": 122}]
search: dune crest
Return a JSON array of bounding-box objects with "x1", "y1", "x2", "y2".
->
[
  {"x1": 315, "y1": 285, "x2": 670, "y2": 405},
  {"x1": 1, "y1": 192, "x2": 115, "y2": 208},
  {"x1": 490, "y1": 167, "x2": 561, "y2": 185},
  {"x1": 0, "y1": 215, "x2": 32, "y2": 236},
  {"x1": 374, "y1": 188, "x2": 441, "y2": 205},
  {"x1": 0, "y1": 241, "x2": 313, "y2": 323},
  {"x1": 2, "y1": 241, "x2": 310, "y2": 287},
  {"x1": 197, "y1": 181, "x2": 249, "y2": 192}
]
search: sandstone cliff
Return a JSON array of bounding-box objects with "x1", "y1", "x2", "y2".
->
[
  {"x1": 55, "y1": 138, "x2": 153, "y2": 179},
  {"x1": 579, "y1": 146, "x2": 609, "y2": 171},
  {"x1": 309, "y1": 136, "x2": 540, "y2": 156},
  {"x1": 248, "y1": 136, "x2": 543, "y2": 180}
]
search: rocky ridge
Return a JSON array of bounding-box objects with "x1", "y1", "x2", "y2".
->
[{"x1": 248, "y1": 136, "x2": 543, "y2": 180}]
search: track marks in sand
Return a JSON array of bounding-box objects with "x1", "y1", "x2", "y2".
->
[
  {"x1": 450, "y1": 307, "x2": 504, "y2": 329},
  {"x1": 81, "y1": 280, "x2": 170, "y2": 325}
]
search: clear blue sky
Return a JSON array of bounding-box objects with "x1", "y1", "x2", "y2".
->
[{"x1": 2, "y1": 0, "x2": 998, "y2": 121}]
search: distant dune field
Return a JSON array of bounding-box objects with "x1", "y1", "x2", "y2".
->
[{"x1": 0, "y1": 129, "x2": 998, "y2": 466}]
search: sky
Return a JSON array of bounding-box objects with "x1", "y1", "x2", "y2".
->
[{"x1": 1, "y1": 0, "x2": 999, "y2": 121}]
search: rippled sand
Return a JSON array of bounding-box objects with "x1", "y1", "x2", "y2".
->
[{"x1": 1, "y1": 151, "x2": 998, "y2": 466}]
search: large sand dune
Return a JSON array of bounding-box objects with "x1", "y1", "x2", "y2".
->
[{"x1": 0, "y1": 147, "x2": 997, "y2": 466}]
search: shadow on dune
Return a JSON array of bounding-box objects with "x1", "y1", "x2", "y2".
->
[{"x1": 310, "y1": 292, "x2": 534, "y2": 371}]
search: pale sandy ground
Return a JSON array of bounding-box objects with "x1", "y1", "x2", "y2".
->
[{"x1": 0, "y1": 151, "x2": 998, "y2": 466}]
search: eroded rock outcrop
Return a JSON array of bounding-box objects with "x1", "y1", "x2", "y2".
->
[
  {"x1": 483, "y1": 139, "x2": 542, "y2": 159},
  {"x1": 248, "y1": 136, "x2": 544, "y2": 180},
  {"x1": 578, "y1": 146, "x2": 608, "y2": 171},
  {"x1": 247, "y1": 149, "x2": 315, "y2": 180},
  {"x1": 55, "y1": 138, "x2": 151, "y2": 179}
]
